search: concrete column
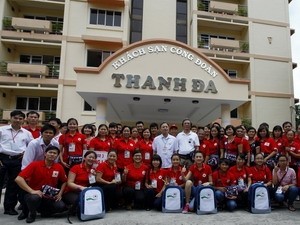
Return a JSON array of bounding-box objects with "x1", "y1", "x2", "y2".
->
[
  {"x1": 221, "y1": 104, "x2": 231, "y2": 127},
  {"x1": 96, "y1": 98, "x2": 107, "y2": 127}
]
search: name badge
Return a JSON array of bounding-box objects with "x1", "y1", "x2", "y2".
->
[
  {"x1": 151, "y1": 179, "x2": 157, "y2": 188},
  {"x1": 135, "y1": 181, "x2": 141, "y2": 190},
  {"x1": 124, "y1": 150, "x2": 130, "y2": 159},
  {"x1": 145, "y1": 152, "x2": 150, "y2": 160},
  {"x1": 88, "y1": 174, "x2": 96, "y2": 184},
  {"x1": 115, "y1": 173, "x2": 121, "y2": 182},
  {"x1": 52, "y1": 171, "x2": 59, "y2": 177},
  {"x1": 68, "y1": 143, "x2": 75, "y2": 152}
]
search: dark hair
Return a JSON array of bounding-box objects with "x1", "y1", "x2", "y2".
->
[
  {"x1": 142, "y1": 128, "x2": 151, "y2": 137},
  {"x1": 81, "y1": 124, "x2": 95, "y2": 136},
  {"x1": 61, "y1": 122, "x2": 67, "y2": 128},
  {"x1": 149, "y1": 122, "x2": 158, "y2": 129},
  {"x1": 26, "y1": 111, "x2": 40, "y2": 118},
  {"x1": 84, "y1": 150, "x2": 97, "y2": 158},
  {"x1": 41, "y1": 124, "x2": 56, "y2": 134},
  {"x1": 45, "y1": 146, "x2": 60, "y2": 154},
  {"x1": 277, "y1": 154, "x2": 288, "y2": 161},
  {"x1": 109, "y1": 122, "x2": 117, "y2": 128},
  {"x1": 211, "y1": 122, "x2": 221, "y2": 128},
  {"x1": 66, "y1": 118, "x2": 79, "y2": 133},
  {"x1": 219, "y1": 158, "x2": 230, "y2": 165},
  {"x1": 272, "y1": 125, "x2": 283, "y2": 137},
  {"x1": 151, "y1": 154, "x2": 162, "y2": 169},
  {"x1": 259, "y1": 122, "x2": 269, "y2": 129},
  {"x1": 159, "y1": 122, "x2": 169, "y2": 128},
  {"x1": 282, "y1": 121, "x2": 292, "y2": 128},
  {"x1": 171, "y1": 153, "x2": 180, "y2": 160},
  {"x1": 49, "y1": 117, "x2": 62, "y2": 126},
  {"x1": 194, "y1": 151, "x2": 204, "y2": 157},
  {"x1": 237, "y1": 153, "x2": 246, "y2": 161},
  {"x1": 133, "y1": 149, "x2": 142, "y2": 156},
  {"x1": 10, "y1": 110, "x2": 25, "y2": 118},
  {"x1": 247, "y1": 126, "x2": 256, "y2": 133},
  {"x1": 257, "y1": 125, "x2": 270, "y2": 139},
  {"x1": 210, "y1": 125, "x2": 220, "y2": 139},
  {"x1": 225, "y1": 125, "x2": 236, "y2": 135},
  {"x1": 107, "y1": 149, "x2": 117, "y2": 156},
  {"x1": 135, "y1": 121, "x2": 144, "y2": 126},
  {"x1": 182, "y1": 118, "x2": 191, "y2": 126},
  {"x1": 122, "y1": 125, "x2": 132, "y2": 133}
]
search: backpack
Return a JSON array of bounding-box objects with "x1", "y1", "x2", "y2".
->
[
  {"x1": 195, "y1": 186, "x2": 217, "y2": 215},
  {"x1": 162, "y1": 185, "x2": 184, "y2": 213},
  {"x1": 248, "y1": 183, "x2": 271, "y2": 214},
  {"x1": 78, "y1": 187, "x2": 105, "y2": 221}
]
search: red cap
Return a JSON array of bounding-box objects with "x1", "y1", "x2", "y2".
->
[{"x1": 170, "y1": 124, "x2": 178, "y2": 129}]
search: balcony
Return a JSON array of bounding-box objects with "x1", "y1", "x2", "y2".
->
[
  {"x1": 12, "y1": 17, "x2": 52, "y2": 33},
  {"x1": 7, "y1": 63, "x2": 49, "y2": 76},
  {"x1": 87, "y1": 0, "x2": 124, "y2": 7},
  {"x1": 209, "y1": 1, "x2": 238, "y2": 15}
]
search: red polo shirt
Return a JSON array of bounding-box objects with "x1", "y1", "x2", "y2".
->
[
  {"x1": 212, "y1": 170, "x2": 236, "y2": 187},
  {"x1": 165, "y1": 166, "x2": 186, "y2": 186},
  {"x1": 96, "y1": 161, "x2": 118, "y2": 182},
  {"x1": 89, "y1": 137, "x2": 112, "y2": 152},
  {"x1": 23, "y1": 126, "x2": 41, "y2": 139},
  {"x1": 228, "y1": 165, "x2": 249, "y2": 184},
  {"x1": 294, "y1": 134, "x2": 300, "y2": 145},
  {"x1": 248, "y1": 165, "x2": 272, "y2": 184},
  {"x1": 199, "y1": 139, "x2": 210, "y2": 158},
  {"x1": 208, "y1": 138, "x2": 223, "y2": 156},
  {"x1": 189, "y1": 163, "x2": 212, "y2": 186},
  {"x1": 18, "y1": 160, "x2": 66, "y2": 190},
  {"x1": 113, "y1": 138, "x2": 137, "y2": 169},
  {"x1": 224, "y1": 137, "x2": 242, "y2": 155},
  {"x1": 65, "y1": 163, "x2": 93, "y2": 192},
  {"x1": 59, "y1": 132, "x2": 86, "y2": 156},
  {"x1": 148, "y1": 168, "x2": 166, "y2": 193},
  {"x1": 257, "y1": 137, "x2": 277, "y2": 155},
  {"x1": 273, "y1": 137, "x2": 287, "y2": 155},
  {"x1": 125, "y1": 163, "x2": 148, "y2": 189},
  {"x1": 136, "y1": 139, "x2": 153, "y2": 166},
  {"x1": 284, "y1": 141, "x2": 300, "y2": 166}
]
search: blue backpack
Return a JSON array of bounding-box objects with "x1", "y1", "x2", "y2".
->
[
  {"x1": 248, "y1": 183, "x2": 271, "y2": 214},
  {"x1": 195, "y1": 186, "x2": 217, "y2": 215},
  {"x1": 162, "y1": 185, "x2": 184, "y2": 213}
]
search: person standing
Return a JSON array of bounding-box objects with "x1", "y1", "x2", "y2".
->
[
  {"x1": 23, "y1": 111, "x2": 41, "y2": 139},
  {"x1": 0, "y1": 110, "x2": 33, "y2": 215},
  {"x1": 48, "y1": 118, "x2": 62, "y2": 142},
  {"x1": 15, "y1": 146, "x2": 67, "y2": 223},
  {"x1": 152, "y1": 122, "x2": 177, "y2": 169},
  {"x1": 176, "y1": 119, "x2": 199, "y2": 168}
]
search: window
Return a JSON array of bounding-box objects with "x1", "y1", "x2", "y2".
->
[
  {"x1": 84, "y1": 101, "x2": 95, "y2": 111},
  {"x1": 199, "y1": 34, "x2": 235, "y2": 49},
  {"x1": 16, "y1": 97, "x2": 57, "y2": 111},
  {"x1": 90, "y1": 9, "x2": 121, "y2": 27},
  {"x1": 176, "y1": 0, "x2": 187, "y2": 44},
  {"x1": 224, "y1": 69, "x2": 238, "y2": 78},
  {"x1": 130, "y1": 0, "x2": 144, "y2": 43},
  {"x1": 231, "y1": 108, "x2": 238, "y2": 118},
  {"x1": 87, "y1": 50, "x2": 114, "y2": 67}
]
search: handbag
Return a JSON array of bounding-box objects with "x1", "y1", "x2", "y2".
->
[
  {"x1": 225, "y1": 185, "x2": 239, "y2": 198},
  {"x1": 41, "y1": 185, "x2": 60, "y2": 199}
]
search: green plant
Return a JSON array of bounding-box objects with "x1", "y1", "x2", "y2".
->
[
  {"x1": 198, "y1": 1, "x2": 205, "y2": 11},
  {"x1": 241, "y1": 118, "x2": 252, "y2": 128},
  {"x1": 238, "y1": 7, "x2": 247, "y2": 17},
  {"x1": 2, "y1": 17, "x2": 12, "y2": 30},
  {"x1": 240, "y1": 42, "x2": 249, "y2": 53},
  {"x1": 51, "y1": 21, "x2": 63, "y2": 34},
  {"x1": 0, "y1": 61, "x2": 7, "y2": 75}
]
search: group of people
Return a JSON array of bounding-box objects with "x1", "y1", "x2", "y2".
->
[{"x1": 0, "y1": 110, "x2": 300, "y2": 223}]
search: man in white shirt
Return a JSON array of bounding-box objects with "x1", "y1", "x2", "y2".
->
[
  {"x1": 0, "y1": 110, "x2": 33, "y2": 215},
  {"x1": 176, "y1": 118, "x2": 200, "y2": 168},
  {"x1": 152, "y1": 122, "x2": 177, "y2": 169},
  {"x1": 22, "y1": 124, "x2": 59, "y2": 170}
]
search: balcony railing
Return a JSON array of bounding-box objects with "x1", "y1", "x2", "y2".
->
[
  {"x1": 0, "y1": 62, "x2": 59, "y2": 78},
  {"x1": 198, "y1": 0, "x2": 248, "y2": 17},
  {"x1": 2, "y1": 17, "x2": 63, "y2": 34},
  {"x1": 198, "y1": 37, "x2": 249, "y2": 53}
]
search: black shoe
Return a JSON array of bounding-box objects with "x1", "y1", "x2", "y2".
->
[
  {"x1": 4, "y1": 208, "x2": 18, "y2": 215},
  {"x1": 26, "y1": 213, "x2": 36, "y2": 223},
  {"x1": 17, "y1": 204, "x2": 23, "y2": 210},
  {"x1": 18, "y1": 212, "x2": 28, "y2": 220}
]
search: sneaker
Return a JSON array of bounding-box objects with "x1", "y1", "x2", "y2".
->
[{"x1": 182, "y1": 203, "x2": 189, "y2": 214}]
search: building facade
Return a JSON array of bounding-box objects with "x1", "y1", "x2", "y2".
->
[{"x1": 0, "y1": 0, "x2": 296, "y2": 128}]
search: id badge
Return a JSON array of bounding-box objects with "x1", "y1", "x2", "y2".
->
[
  {"x1": 10, "y1": 142, "x2": 19, "y2": 151},
  {"x1": 276, "y1": 186, "x2": 283, "y2": 194},
  {"x1": 135, "y1": 181, "x2": 141, "y2": 190},
  {"x1": 68, "y1": 143, "x2": 75, "y2": 152},
  {"x1": 145, "y1": 152, "x2": 150, "y2": 160},
  {"x1": 238, "y1": 178, "x2": 245, "y2": 187},
  {"x1": 151, "y1": 179, "x2": 157, "y2": 188},
  {"x1": 115, "y1": 173, "x2": 121, "y2": 182},
  {"x1": 88, "y1": 174, "x2": 96, "y2": 184},
  {"x1": 163, "y1": 147, "x2": 167, "y2": 155},
  {"x1": 124, "y1": 150, "x2": 130, "y2": 159}
]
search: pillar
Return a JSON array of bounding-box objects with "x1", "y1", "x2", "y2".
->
[{"x1": 221, "y1": 104, "x2": 231, "y2": 127}]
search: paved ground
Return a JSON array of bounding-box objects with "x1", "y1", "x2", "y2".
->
[{"x1": 1, "y1": 199, "x2": 300, "y2": 225}]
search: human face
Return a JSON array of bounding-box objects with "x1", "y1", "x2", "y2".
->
[
  {"x1": 136, "y1": 123, "x2": 144, "y2": 133},
  {"x1": 10, "y1": 115, "x2": 25, "y2": 129},
  {"x1": 278, "y1": 157, "x2": 287, "y2": 168},
  {"x1": 42, "y1": 129, "x2": 55, "y2": 143},
  {"x1": 107, "y1": 151, "x2": 117, "y2": 164},
  {"x1": 236, "y1": 156, "x2": 245, "y2": 167},
  {"x1": 152, "y1": 159, "x2": 160, "y2": 169},
  {"x1": 84, "y1": 153, "x2": 96, "y2": 166},
  {"x1": 259, "y1": 129, "x2": 267, "y2": 138},
  {"x1": 283, "y1": 123, "x2": 292, "y2": 133},
  {"x1": 122, "y1": 127, "x2": 131, "y2": 138},
  {"x1": 219, "y1": 162, "x2": 229, "y2": 172},
  {"x1": 27, "y1": 113, "x2": 39, "y2": 125},
  {"x1": 171, "y1": 156, "x2": 180, "y2": 167},
  {"x1": 286, "y1": 131, "x2": 295, "y2": 141},
  {"x1": 197, "y1": 129, "x2": 205, "y2": 140},
  {"x1": 143, "y1": 129, "x2": 151, "y2": 139},
  {"x1": 83, "y1": 127, "x2": 93, "y2": 136},
  {"x1": 98, "y1": 125, "x2": 108, "y2": 136},
  {"x1": 182, "y1": 120, "x2": 191, "y2": 131},
  {"x1": 45, "y1": 149, "x2": 59, "y2": 161},
  {"x1": 226, "y1": 127, "x2": 234, "y2": 136},
  {"x1": 68, "y1": 120, "x2": 78, "y2": 132},
  {"x1": 247, "y1": 129, "x2": 256, "y2": 139},
  {"x1": 219, "y1": 128, "x2": 225, "y2": 137},
  {"x1": 131, "y1": 127, "x2": 139, "y2": 138},
  {"x1": 49, "y1": 120, "x2": 59, "y2": 130},
  {"x1": 204, "y1": 127, "x2": 210, "y2": 136},
  {"x1": 236, "y1": 128, "x2": 244, "y2": 138},
  {"x1": 210, "y1": 127, "x2": 218, "y2": 138},
  {"x1": 150, "y1": 126, "x2": 158, "y2": 136},
  {"x1": 194, "y1": 153, "x2": 204, "y2": 164},
  {"x1": 160, "y1": 123, "x2": 169, "y2": 135},
  {"x1": 273, "y1": 130, "x2": 282, "y2": 138},
  {"x1": 133, "y1": 153, "x2": 142, "y2": 163},
  {"x1": 191, "y1": 126, "x2": 198, "y2": 133},
  {"x1": 255, "y1": 154, "x2": 264, "y2": 166},
  {"x1": 60, "y1": 125, "x2": 67, "y2": 134},
  {"x1": 109, "y1": 126, "x2": 117, "y2": 134}
]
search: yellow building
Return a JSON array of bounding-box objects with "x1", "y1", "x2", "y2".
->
[{"x1": 0, "y1": 0, "x2": 296, "y2": 128}]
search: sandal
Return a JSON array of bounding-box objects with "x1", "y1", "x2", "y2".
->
[{"x1": 288, "y1": 205, "x2": 296, "y2": 211}]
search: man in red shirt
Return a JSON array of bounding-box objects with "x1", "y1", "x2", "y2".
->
[
  {"x1": 23, "y1": 111, "x2": 41, "y2": 139},
  {"x1": 15, "y1": 146, "x2": 67, "y2": 223}
]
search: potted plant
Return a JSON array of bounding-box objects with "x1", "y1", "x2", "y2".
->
[
  {"x1": 51, "y1": 21, "x2": 63, "y2": 34},
  {"x1": 198, "y1": 1, "x2": 205, "y2": 11},
  {"x1": 240, "y1": 42, "x2": 249, "y2": 53},
  {"x1": 0, "y1": 61, "x2": 7, "y2": 75},
  {"x1": 238, "y1": 7, "x2": 247, "y2": 17},
  {"x1": 2, "y1": 17, "x2": 12, "y2": 30}
]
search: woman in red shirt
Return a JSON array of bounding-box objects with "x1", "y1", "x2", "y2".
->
[
  {"x1": 285, "y1": 130, "x2": 300, "y2": 172},
  {"x1": 63, "y1": 151, "x2": 97, "y2": 209},
  {"x1": 165, "y1": 153, "x2": 186, "y2": 188},
  {"x1": 207, "y1": 126, "x2": 224, "y2": 170},
  {"x1": 136, "y1": 128, "x2": 153, "y2": 167},
  {"x1": 81, "y1": 124, "x2": 95, "y2": 149},
  {"x1": 96, "y1": 150, "x2": 121, "y2": 211},
  {"x1": 59, "y1": 118, "x2": 87, "y2": 170},
  {"x1": 182, "y1": 151, "x2": 213, "y2": 213},
  {"x1": 114, "y1": 126, "x2": 137, "y2": 171},
  {"x1": 89, "y1": 124, "x2": 112, "y2": 160},
  {"x1": 223, "y1": 125, "x2": 243, "y2": 166},
  {"x1": 145, "y1": 154, "x2": 166, "y2": 211},
  {"x1": 122, "y1": 150, "x2": 148, "y2": 210},
  {"x1": 272, "y1": 125, "x2": 286, "y2": 155},
  {"x1": 256, "y1": 125, "x2": 277, "y2": 170},
  {"x1": 248, "y1": 153, "x2": 272, "y2": 187}
]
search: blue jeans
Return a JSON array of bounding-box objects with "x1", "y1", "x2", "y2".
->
[
  {"x1": 274, "y1": 186, "x2": 298, "y2": 205},
  {"x1": 215, "y1": 190, "x2": 237, "y2": 211}
]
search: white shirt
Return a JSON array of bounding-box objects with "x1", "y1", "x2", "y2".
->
[
  {"x1": 152, "y1": 134, "x2": 177, "y2": 168},
  {"x1": 53, "y1": 132, "x2": 62, "y2": 142},
  {"x1": 0, "y1": 125, "x2": 33, "y2": 156},
  {"x1": 22, "y1": 136, "x2": 59, "y2": 169},
  {"x1": 176, "y1": 131, "x2": 200, "y2": 155}
]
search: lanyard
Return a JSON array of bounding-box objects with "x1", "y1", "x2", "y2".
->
[{"x1": 11, "y1": 129, "x2": 20, "y2": 143}]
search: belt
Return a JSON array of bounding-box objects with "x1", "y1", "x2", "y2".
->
[{"x1": 0, "y1": 153, "x2": 23, "y2": 160}]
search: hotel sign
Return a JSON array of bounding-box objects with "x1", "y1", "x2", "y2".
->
[{"x1": 111, "y1": 45, "x2": 218, "y2": 93}]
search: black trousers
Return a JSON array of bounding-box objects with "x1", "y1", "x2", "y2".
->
[
  {"x1": 99, "y1": 184, "x2": 119, "y2": 210},
  {"x1": 0, "y1": 155, "x2": 22, "y2": 211}
]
